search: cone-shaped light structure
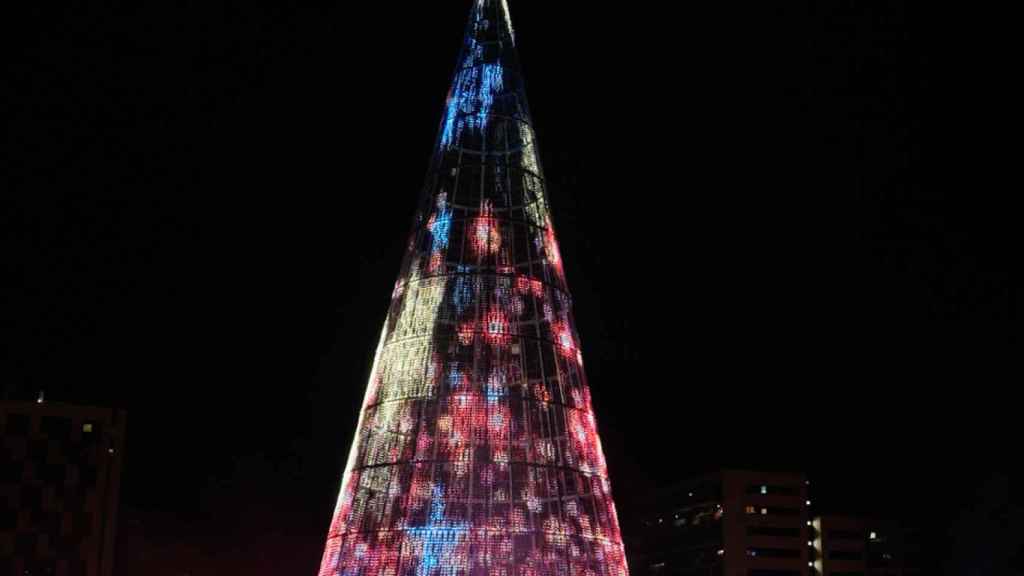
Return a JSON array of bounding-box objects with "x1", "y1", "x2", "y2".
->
[{"x1": 317, "y1": 2, "x2": 629, "y2": 574}]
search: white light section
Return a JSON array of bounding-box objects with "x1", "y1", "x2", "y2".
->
[{"x1": 500, "y1": 0, "x2": 515, "y2": 44}]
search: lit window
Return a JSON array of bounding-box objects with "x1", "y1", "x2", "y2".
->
[
  {"x1": 717, "y1": 549, "x2": 724, "y2": 556},
  {"x1": 761, "y1": 485, "x2": 768, "y2": 495},
  {"x1": 82, "y1": 423, "x2": 93, "y2": 433},
  {"x1": 761, "y1": 508, "x2": 767, "y2": 515},
  {"x1": 870, "y1": 531, "x2": 878, "y2": 540},
  {"x1": 745, "y1": 506, "x2": 756, "y2": 514}
]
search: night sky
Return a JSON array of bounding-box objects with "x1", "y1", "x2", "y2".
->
[{"x1": 8, "y1": 1, "x2": 1018, "y2": 574}]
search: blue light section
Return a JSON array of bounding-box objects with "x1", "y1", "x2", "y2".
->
[
  {"x1": 440, "y1": 89, "x2": 461, "y2": 148},
  {"x1": 430, "y1": 203, "x2": 453, "y2": 253},
  {"x1": 476, "y1": 64, "x2": 503, "y2": 127},
  {"x1": 453, "y1": 266, "x2": 473, "y2": 314},
  {"x1": 485, "y1": 369, "x2": 507, "y2": 404},
  {"x1": 440, "y1": 54, "x2": 505, "y2": 148},
  {"x1": 448, "y1": 363, "x2": 463, "y2": 390},
  {"x1": 406, "y1": 485, "x2": 469, "y2": 576}
]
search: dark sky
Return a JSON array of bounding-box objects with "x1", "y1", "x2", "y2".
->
[{"x1": 7, "y1": 1, "x2": 1018, "y2": 575}]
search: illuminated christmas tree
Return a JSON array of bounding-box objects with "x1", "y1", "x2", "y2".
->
[{"x1": 317, "y1": 2, "x2": 629, "y2": 575}]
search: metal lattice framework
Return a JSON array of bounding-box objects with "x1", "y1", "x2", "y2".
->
[{"x1": 317, "y1": 2, "x2": 628, "y2": 575}]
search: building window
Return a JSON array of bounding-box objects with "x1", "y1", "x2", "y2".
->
[
  {"x1": 747, "y1": 526, "x2": 801, "y2": 538},
  {"x1": 746, "y1": 484, "x2": 799, "y2": 496},
  {"x1": 41, "y1": 416, "x2": 71, "y2": 438},
  {"x1": 829, "y1": 530, "x2": 865, "y2": 541},
  {"x1": 747, "y1": 548, "x2": 801, "y2": 559},
  {"x1": 830, "y1": 550, "x2": 864, "y2": 561},
  {"x1": 5, "y1": 414, "x2": 31, "y2": 434},
  {"x1": 748, "y1": 506, "x2": 801, "y2": 517}
]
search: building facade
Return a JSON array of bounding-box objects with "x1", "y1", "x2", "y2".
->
[
  {"x1": 640, "y1": 470, "x2": 812, "y2": 576},
  {"x1": 0, "y1": 401, "x2": 126, "y2": 576},
  {"x1": 811, "y1": 515, "x2": 922, "y2": 576},
  {"x1": 636, "y1": 471, "x2": 928, "y2": 576},
  {"x1": 315, "y1": 1, "x2": 630, "y2": 575}
]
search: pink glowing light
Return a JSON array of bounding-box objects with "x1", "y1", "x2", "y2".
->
[
  {"x1": 483, "y1": 308, "x2": 511, "y2": 346},
  {"x1": 471, "y1": 204, "x2": 502, "y2": 257}
]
